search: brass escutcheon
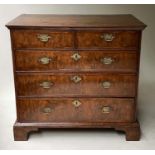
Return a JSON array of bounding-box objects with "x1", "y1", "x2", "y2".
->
[
  {"x1": 39, "y1": 56, "x2": 52, "y2": 65},
  {"x1": 71, "y1": 53, "x2": 81, "y2": 61},
  {"x1": 71, "y1": 76, "x2": 82, "y2": 83},
  {"x1": 72, "y1": 100, "x2": 82, "y2": 107}
]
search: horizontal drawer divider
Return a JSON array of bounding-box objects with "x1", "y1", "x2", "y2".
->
[
  {"x1": 17, "y1": 95, "x2": 136, "y2": 99},
  {"x1": 14, "y1": 47, "x2": 139, "y2": 51},
  {"x1": 15, "y1": 70, "x2": 138, "y2": 74},
  {"x1": 15, "y1": 72, "x2": 137, "y2": 75},
  {"x1": 15, "y1": 49, "x2": 139, "y2": 52},
  {"x1": 17, "y1": 96, "x2": 135, "y2": 99}
]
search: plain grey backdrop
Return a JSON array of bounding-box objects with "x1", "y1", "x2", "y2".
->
[{"x1": 0, "y1": 4, "x2": 155, "y2": 149}]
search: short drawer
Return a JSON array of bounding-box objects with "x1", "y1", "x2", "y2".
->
[
  {"x1": 77, "y1": 31, "x2": 140, "y2": 49},
  {"x1": 16, "y1": 73, "x2": 136, "y2": 97},
  {"x1": 15, "y1": 50, "x2": 138, "y2": 73},
  {"x1": 12, "y1": 30, "x2": 74, "y2": 49},
  {"x1": 17, "y1": 98, "x2": 135, "y2": 123}
]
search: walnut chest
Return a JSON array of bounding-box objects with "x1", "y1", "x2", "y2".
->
[{"x1": 6, "y1": 14, "x2": 146, "y2": 141}]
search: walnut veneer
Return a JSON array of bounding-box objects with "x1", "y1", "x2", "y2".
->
[{"x1": 6, "y1": 14, "x2": 146, "y2": 141}]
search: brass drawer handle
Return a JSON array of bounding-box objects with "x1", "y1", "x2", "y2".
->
[
  {"x1": 100, "y1": 57, "x2": 114, "y2": 65},
  {"x1": 101, "y1": 81, "x2": 111, "y2": 89},
  {"x1": 39, "y1": 57, "x2": 52, "y2": 65},
  {"x1": 40, "y1": 81, "x2": 53, "y2": 89},
  {"x1": 100, "y1": 33, "x2": 115, "y2": 42},
  {"x1": 42, "y1": 107, "x2": 52, "y2": 113},
  {"x1": 72, "y1": 100, "x2": 82, "y2": 107},
  {"x1": 102, "y1": 106, "x2": 111, "y2": 113},
  {"x1": 71, "y1": 76, "x2": 82, "y2": 83},
  {"x1": 71, "y1": 53, "x2": 81, "y2": 61},
  {"x1": 37, "y1": 34, "x2": 51, "y2": 42}
]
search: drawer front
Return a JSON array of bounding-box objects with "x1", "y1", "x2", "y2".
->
[
  {"x1": 12, "y1": 30, "x2": 74, "y2": 49},
  {"x1": 77, "y1": 31, "x2": 140, "y2": 49},
  {"x1": 17, "y1": 98, "x2": 135, "y2": 123},
  {"x1": 15, "y1": 50, "x2": 138, "y2": 73},
  {"x1": 16, "y1": 73, "x2": 136, "y2": 97}
]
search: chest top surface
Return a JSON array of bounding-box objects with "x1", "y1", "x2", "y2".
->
[{"x1": 6, "y1": 14, "x2": 146, "y2": 30}]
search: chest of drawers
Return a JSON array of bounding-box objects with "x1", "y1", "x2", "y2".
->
[{"x1": 6, "y1": 14, "x2": 146, "y2": 141}]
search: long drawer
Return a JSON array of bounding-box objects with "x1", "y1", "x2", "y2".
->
[
  {"x1": 16, "y1": 73, "x2": 136, "y2": 97},
  {"x1": 17, "y1": 98, "x2": 135, "y2": 123},
  {"x1": 12, "y1": 30, "x2": 74, "y2": 49},
  {"x1": 15, "y1": 50, "x2": 138, "y2": 73}
]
